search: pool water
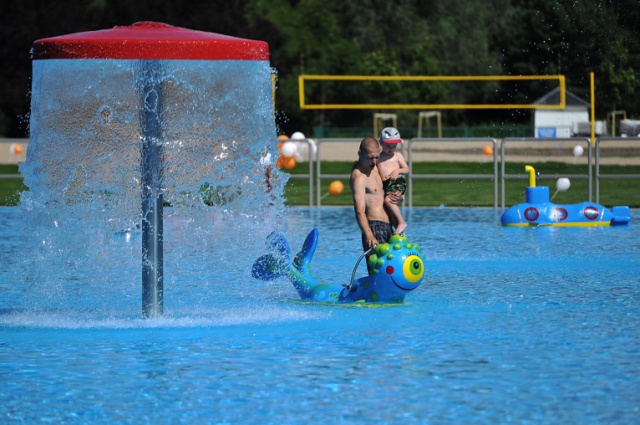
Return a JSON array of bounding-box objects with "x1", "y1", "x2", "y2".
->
[{"x1": 1, "y1": 206, "x2": 639, "y2": 424}]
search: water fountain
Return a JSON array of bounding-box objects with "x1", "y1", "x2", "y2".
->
[{"x1": 21, "y1": 22, "x2": 284, "y2": 318}]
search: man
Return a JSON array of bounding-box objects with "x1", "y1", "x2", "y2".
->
[{"x1": 350, "y1": 137, "x2": 403, "y2": 256}]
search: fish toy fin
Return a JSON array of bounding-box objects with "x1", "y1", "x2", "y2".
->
[
  {"x1": 251, "y1": 231, "x2": 291, "y2": 281},
  {"x1": 266, "y1": 231, "x2": 291, "y2": 257},
  {"x1": 293, "y1": 228, "x2": 318, "y2": 274},
  {"x1": 251, "y1": 254, "x2": 286, "y2": 280}
]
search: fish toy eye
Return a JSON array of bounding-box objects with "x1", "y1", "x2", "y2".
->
[{"x1": 403, "y1": 255, "x2": 424, "y2": 283}]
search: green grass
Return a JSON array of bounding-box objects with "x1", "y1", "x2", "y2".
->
[
  {"x1": 2, "y1": 162, "x2": 639, "y2": 208},
  {"x1": 0, "y1": 165, "x2": 26, "y2": 206}
]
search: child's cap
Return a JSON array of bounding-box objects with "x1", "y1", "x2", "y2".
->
[{"x1": 379, "y1": 127, "x2": 402, "y2": 144}]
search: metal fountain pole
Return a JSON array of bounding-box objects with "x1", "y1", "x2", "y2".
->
[{"x1": 140, "y1": 61, "x2": 164, "y2": 318}]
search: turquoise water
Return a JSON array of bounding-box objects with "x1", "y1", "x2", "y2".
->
[{"x1": 1, "y1": 206, "x2": 639, "y2": 424}]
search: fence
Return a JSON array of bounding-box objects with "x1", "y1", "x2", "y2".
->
[
  {"x1": 3, "y1": 137, "x2": 640, "y2": 208},
  {"x1": 313, "y1": 137, "x2": 640, "y2": 209},
  {"x1": 314, "y1": 137, "x2": 499, "y2": 208},
  {"x1": 500, "y1": 137, "x2": 592, "y2": 209},
  {"x1": 407, "y1": 138, "x2": 498, "y2": 208},
  {"x1": 595, "y1": 137, "x2": 640, "y2": 204},
  {"x1": 315, "y1": 138, "x2": 360, "y2": 207}
]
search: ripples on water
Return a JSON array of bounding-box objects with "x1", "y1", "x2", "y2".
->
[{"x1": 1, "y1": 207, "x2": 639, "y2": 424}]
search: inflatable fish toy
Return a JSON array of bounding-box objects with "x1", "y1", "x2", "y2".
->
[
  {"x1": 251, "y1": 228, "x2": 426, "y2": 303},
  {"x1": 501, "y1": 165, "x2": 631, "y2": 227}
]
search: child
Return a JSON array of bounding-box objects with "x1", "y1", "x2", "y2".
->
[{"x1": 377, "y1": 127, "x2": 410, "y2": 235}]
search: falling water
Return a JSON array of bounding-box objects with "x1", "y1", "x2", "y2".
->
[{"x1": 14, "y1": 26, "x2": 287, "y2": 319}]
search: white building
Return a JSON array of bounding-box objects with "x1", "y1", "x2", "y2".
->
[{"x1": 532, "y1": 87, "x2": 591, "y2": 138}]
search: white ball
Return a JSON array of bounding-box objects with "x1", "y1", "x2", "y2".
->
[
  {"x1": 281, "y1": 142, "x2": 297, "y2": 158},
  {"x1": 556, "y1": 178, "x2": 571, "y2": 191},
  {"x1": 573, "y1": 145, "x2": 584, "y2": 157},
  {"x1": 290, "y1": 131, "x2": 306, "y2": 140}
]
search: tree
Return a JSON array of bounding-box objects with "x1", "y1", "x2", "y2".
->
[
  {"x1": 505, "y1": 0, "x2": 640, "y2": 117},
  {"x1": 2, "y1": 0, "x2": 639, "y2": 137}
]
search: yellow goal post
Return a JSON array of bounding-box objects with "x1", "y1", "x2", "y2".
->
[{"x1": 298, "y1": 74, "x2": 566, "y2": 110}]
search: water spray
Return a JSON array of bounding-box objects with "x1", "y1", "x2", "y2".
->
[{"x1": 28, "y1": 22, "x2": 273, "y2": 318}]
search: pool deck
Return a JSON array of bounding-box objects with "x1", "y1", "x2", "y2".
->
[
  {"x1": 315, "y1": 139, "x2": 640, "y2": 165},
  {"x1": 2, "y1": 138, "x2": 639, "y2": 165}
]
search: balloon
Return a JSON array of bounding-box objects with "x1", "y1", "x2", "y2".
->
[
  {"x1": 482, "y1": 145, "x2": 493, "y2": 156},
  {"x1": 556, "y1": 178, "x2": 570, "y2": 191},
  {"x1": 10, "y1": 143, "x2": 23, "y2": 155},
  {"x1": 290, "y1": 131, "x2": 305, "y2": 140},
  {"x1": 573, "y1": 145, "x2": 584, "y2": 157},
  {"x1": 281, "y1": 142, "x2": 297, "y2": 158},
  {"x1": 328, "y1": 180, "x2": 344, "y2": 196},
  {"x1": 277, "y1": 134, "x2": 289, "y2": 140},
  {"x1": 294, "y1": 142, "x2": 309, "y2": 162},
  {"x1": 275, "y1": 155, "x2": 285, "y2": 169},
  {"x1": 282, "y1": 156, "x2": 296, "y2": 169}
]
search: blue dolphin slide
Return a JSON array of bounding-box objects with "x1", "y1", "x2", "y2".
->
[{"x1": 252, "y1": 228, "x2": 426, "y2": 303}]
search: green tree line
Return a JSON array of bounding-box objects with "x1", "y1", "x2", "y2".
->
[{"x1": 1, "y1": 0, "x2": 638, "y2": 138}]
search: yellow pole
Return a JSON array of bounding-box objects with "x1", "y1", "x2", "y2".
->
[
  {"x1": 559, "y1": 75, "x2": 566, "y2": 108},
  {"x1": 590, "y1": 72, "x2": 595, "y2": 143},
  {"x1": 298, "y1": 75, "x2": 306, "y2": 109}
]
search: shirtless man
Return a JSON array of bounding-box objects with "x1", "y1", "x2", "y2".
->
[{"x1": 350, "y1": 137, "x2": 403, "y2": 258}]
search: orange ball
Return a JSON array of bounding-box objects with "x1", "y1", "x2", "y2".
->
[
  {"x1": 282, "y1": 156, "x2": 297, "y2": 169},
  {"x1": 277, "y1": 135, "x2": 288, "y2": 154},
  {"x1": 11, "y1": 143, "x2": 23, "y2": 155},
  {"x1": 482, "y1": 145, "x2": 493, "y2": 156},
  {"x1": 328, "y1": 180, "x2": 344, "y2": 196}
]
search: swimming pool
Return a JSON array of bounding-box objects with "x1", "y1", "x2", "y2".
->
[{"x1": 1, "y1": 206, "x2": 639, "y2": 424}]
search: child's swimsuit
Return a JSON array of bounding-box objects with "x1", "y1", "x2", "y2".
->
[{"x1": 383, "y1": 176, "x2": 407, "y2": 195}]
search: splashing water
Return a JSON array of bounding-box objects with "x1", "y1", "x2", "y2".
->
[{"x1": 15, "y1": 58, "x2": 288, "y2": 318}]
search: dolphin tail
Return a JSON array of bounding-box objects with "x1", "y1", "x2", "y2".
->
[
  {"x1": 251, "y1": 231, "x2": 291, "y2": 281},
  {"x1": 293, "y1": 228, "x2": 318, "y2": 275}
]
